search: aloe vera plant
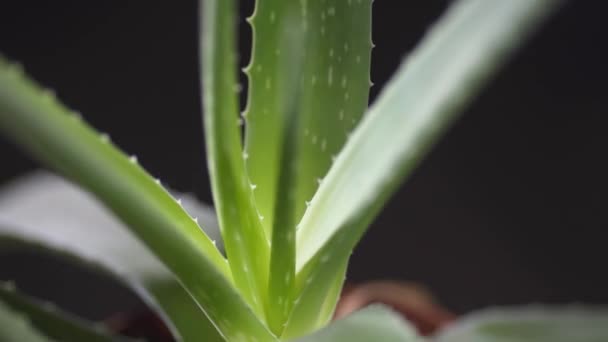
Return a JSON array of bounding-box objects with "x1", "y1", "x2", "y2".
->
[{"x1": 1, "y1": 0, "x2": 607, "y2": 341}]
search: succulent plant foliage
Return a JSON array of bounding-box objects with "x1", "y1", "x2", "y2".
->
[{"x1": 2, "y1": 0, "x2": 605, "y2": 341}]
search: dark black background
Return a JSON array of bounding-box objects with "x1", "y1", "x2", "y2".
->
[{"x1": 0, "y1": 1, "x2": 606, "y2": 321}]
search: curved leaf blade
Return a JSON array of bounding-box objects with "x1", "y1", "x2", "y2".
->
[
  {"x1": 0, "y1": 51, "x2": 272, "y2": 339},
  {"x1": 295, "y1": 305, "x2": 421, "y2": 342},
  {"x1": 0, "y1": 172, "x2": 222, "y2": 341},
  {"x1": 289, "y1": 0, "x2": 562, "y2": 336},
  {"x1": 434, "y1": 306, "x2": 608, "y2": 342},
  {"x1": 200, "y1": 0, "x2": 270, "y2": 318},
  {"x1": 296, "y1": 0, "x2": 562, "y2": 270},
  {"x1": 0, "y1": 282, "x2": 128, "y2": 342},
  {"x1": 0, "y1": 300, "x2": 51, "y2": 342}
]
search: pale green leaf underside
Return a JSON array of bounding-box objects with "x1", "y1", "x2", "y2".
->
[
  {"x1": 0, "y1": 282, "x2": 127, "y2": 342},
  {"x1": 434, "y1": 306, "x2": 608, "y2": 342},
  {"x1": 0, "y1": 172, "x2": 221, "y2": 341},
  {"x1": 295, "y1": 305, "x2": 421, "y2": 342},
  {"x1": 289, "y1": 0, "x2": 561, "y2": 336},
  {"x1": 244, "y1": 0, "x2": 372, "y2": 238},
  {"x1": 296, "y1": 0, "x2": 562, "y2": 270},
  {"x1": 0, "y1": 58, "x2": 271, "y2": 340},
  {"x1": 200, "y1": 0, "x2": 271, "y2": 321},
  {"x1": 0, "y1": 301, "x2": 51, "y2": 342}
]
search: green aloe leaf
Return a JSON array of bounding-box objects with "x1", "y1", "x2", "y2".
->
[
  {"x1": 434, "y1": 306, "x2": 608, "y2": 342},
  {"x1": 0, "y1": 300, "x2": 51, "y2": 342},
  {"x1": 0, "y1": 172, "x2": 223, "y2": 341},
  {"x1": 0, "y1": 58, "x2": 273, "y2": 340},
  {"x1": 244, "y1": 1, "x2": 371, "y2": 332},
  {"x1": 295, "y1": 305, "x2": 421, "y2": 342},
  {"x1": 289, "y1": 0, "x2": 562, "y2": 337},
  {"x1": 283, "y1": 213, "x2": 375, "y2": 339},
  {"x1": 244, "y1": 0, "x2": 373, "y2": 239},
  {"x1": 200, "y1": 0, "x2": 270, "y2": 318},
  {"x1": 263, "y1": 22, "x2": 307, "y2": 334},
  {"x1": 0, "y1": 282, "x2": 128, "y2": 342}
]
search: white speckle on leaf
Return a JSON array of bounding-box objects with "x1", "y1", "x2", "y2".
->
[
  {"x1": 339, "y1": 109, "x2": 345, "y2": 120},
  {"x1": 344, "y1": 92, "x2": 350, "y2": 100},
  {"x1": 329, "y1": 48, "x2": 334, "y2": 57},
  {"x1": 311, "y1": 75, "x2": 317, "y2": 85},
  {"x1": 270, "y1": 11, "x2": 276, "y2": 23},
  {"x1": 242, "y1": 151, "x2": 249, "y2": 160},
  {"x1": 129, "y1": 155, "x2": 138, "y2": 164},
  {"x1": 328, "y1": 66, "x2": 333, "y2": 86},
  {"x1": 344, "y1": 43, "x2": 349, "y2": 52},
  {"x1": 321, "y1": 139, "x2": 327, "y2": 151},
  {"x1": 312, "y1": 135, "x2": 318, "y2": 144},
  {"x1": 320, "y1": 254, "x2": 330, "y2": 263},
  {"x1": 265, "y1": 78, "x2": 271, "y2": 89},
  {"x1": 250, "y1": 183, "x2": 257, "y2": 190},
  {"x1": 259, "y1": 214, "x2": 265, "y2": 221},
  {"x1": 356, "y1": 55, "x2": 362, "y2": 63},
  {"x1": 327, "y1": 7, "x2": 335, "y2": 16},
  {"x1": 341, "y1": 76, "x2": 348, "y2": 88},
  {"x1": 100, "y1": 133, "x2": 110, "y2": 143},
  {"x1": 305, "y1": 200, "x2": 311, "y2": 207},
  {"x1": 177, "y1": 198, "x2": 182, "y2": 205}
]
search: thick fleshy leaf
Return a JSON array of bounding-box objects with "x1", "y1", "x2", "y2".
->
[
  {"x1": 290, "y1": 0, "x2": 561, "y2": 336},
  {"x1": 200, "y1": 0, "x2": 270, "y2": 318},
  {"x1": 0, "y1": 54, "x2": 273, "y2": 339},
  {"x1": 244, "y1": 2, "x2": 372, "y2": 331},
  {"x1": 434, "y1": 306, "x2": 608, "y2": 342},
  {"x1": 0, "y1": 172, "x2": 221, "y2": 341},
  {"x1": 244, "y1": 0, "x2": 373, "y2": 238},
  {"x1": 295, "y1": 305, "x2": 421, "y2": 342},
  {"x1": 0, "y1": 282, "x2": 128, "y2": 342},
  {"x1": 257, "y1": 10, "x2": 312, "y2": 334},
  {"x1": 0, "y1": 300, "x2": 50, "y2": 342}
]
